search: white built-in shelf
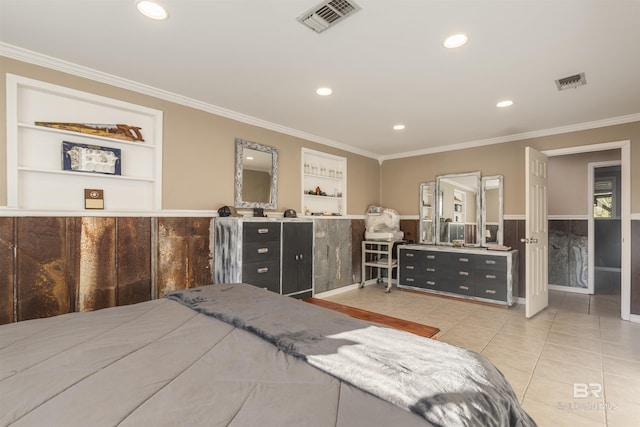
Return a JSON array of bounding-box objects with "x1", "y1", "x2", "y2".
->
[
  {"x1": 6, "y1": 74, "x2": 163, "y2": 211},
  {"x1": 303, "y1": 172, "x2": 343, "y2": 182},
  {"x1": 301, "y1": 148, "x2": 346, "y2": 216},
  {"x1": 17, "y1": 167, "x2": 155, "y2": 182},
  {"x1": 17, "y1": 123, "x2": 157, "y2": 149}
]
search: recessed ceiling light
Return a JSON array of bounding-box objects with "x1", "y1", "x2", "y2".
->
[
  {"x1": 496, "y1": 100, "x2": 514, "y2": 108},
  {"x1": 393, "y1": 124, "x2": 406, "y2": 130},
  {"x1": 316, "y1": 87, "x2": 333, "y2": 96},
  {"x1": 246, "y1": 156, "x2": 254, "y2": 160},
  {"x1": 137, "y1": 1, "x2": 169, "y2": 20},
  {"x1": 443, "y1": 34, "x2": 468, "y2": 49}
]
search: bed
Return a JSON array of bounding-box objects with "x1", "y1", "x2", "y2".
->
[{"x1": 1, "y1": 283, "x2": 535, "y2": 426}]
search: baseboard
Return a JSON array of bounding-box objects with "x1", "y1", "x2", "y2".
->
[
  {"x1": 313, "y1": 282, "x2": 366, "y2": 298},
  {"x1": 313, "y1": 279, "x2": 385, "y2": 299},
  {"x1": 549, "y1": 284, "x2": 591, "y2": 294},
  {"x1": 629, "y1": 314, "x2": 640, "y2": 324}
]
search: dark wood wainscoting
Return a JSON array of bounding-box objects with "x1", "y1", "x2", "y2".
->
[{"x1": 0, "y1": 216, "x2": 214, "y2": 324}]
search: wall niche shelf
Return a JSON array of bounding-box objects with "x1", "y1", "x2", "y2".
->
[
  {"x1": 301, "y1": 148, "x2": 346, "y2": 216},
  {"x1": 6, "y1": 74, "x2": 163, "y2": 211}
]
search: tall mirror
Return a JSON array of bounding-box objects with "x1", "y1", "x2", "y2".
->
[
  {"x1": 435, "y1": 171, "x2": 481, "y2": 246},
  {"x1": 481, "y1": 175, "x2": 504, "y2": 246},
  {"x1": 419, "y1": 182, "x2": 435, "y2": 244},
  {"x1": 234, "y1": 138, "x2": 278, "y2": 210}
]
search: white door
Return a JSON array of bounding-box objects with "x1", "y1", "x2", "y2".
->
[{"x1": 525, "y1": 147, "x2": 549, "y2": 318}]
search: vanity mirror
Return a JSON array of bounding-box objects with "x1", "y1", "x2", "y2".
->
[
  {"x1": 234, "y1": 138, "x2": 278, "y2": 210},
  {"x1": 481, "y1": 175, "x2": 504, "y2": 246},
  {"x1": 435, "y1": 172, "x2": 481, "y2": 246},
  {"x1": 419, "y1": 182, "x2": 435, "y2": 244}
]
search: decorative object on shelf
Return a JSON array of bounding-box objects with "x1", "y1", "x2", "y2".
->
[
  {"x1": 218, "y1": 205, "x2": 239, "y2": 217},
  {"x1": 487, "y1": 245, "x2": 511, "y2": 251},
  {"x1": 364, "y1": 205, "x2": 404, "y2": 241},
  {"x1": 284, "y1": 209, "x2": 297, "y2": 218},
  {"x1": 84, "y1": 189, "x2": 104, "y2": 210},
  {"x1": 62, "y1": 141, "x2": 121, "y2": 175},
  {"x1": 36, "y1": 122, "x2": 145, "y2": 142}
]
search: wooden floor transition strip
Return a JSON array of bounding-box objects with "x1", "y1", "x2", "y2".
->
[{"x1": 304, "y1": 298, "x2": 440, "y2": 340}]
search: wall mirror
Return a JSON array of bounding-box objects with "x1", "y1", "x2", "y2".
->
[
  {"x1": 435, "y1": 171, "x2": 481, "y2": 246},
  {"x1": 419, "y1": 182, "x2": 435, "y2": 244},
  {"x1": 481, "y1": 175, "x2": 504, "y2": 246},
  {"x1": 234, "y1": 138, "x2": 278, "y2": 210}
]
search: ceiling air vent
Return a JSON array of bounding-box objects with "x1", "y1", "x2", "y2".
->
[
  {"x1": 297, "y1": 0, "x2": 361, "y2": 33},
  {"x1": 555, "y1": 72, "x2": 587, "y2": 91}
]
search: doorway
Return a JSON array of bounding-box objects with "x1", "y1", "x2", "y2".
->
[
  {"x1": 590, "y1": 162, "x2": 622, "y2": 315},
  {"x1": 538, "y1": 140, "x2": 631, "y2": 321}
]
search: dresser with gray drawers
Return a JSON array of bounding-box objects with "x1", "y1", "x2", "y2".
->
[
  {"x1": 214, "y1": 218, "x2": 313, "y2": 299},
  {"x1": 397, "y1": 244, "x2": 518, "y2": 305}
]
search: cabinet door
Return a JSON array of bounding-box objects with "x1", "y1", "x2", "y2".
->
[{"x1": 282, "y1": 222, "x2": 313, "y2": 295}]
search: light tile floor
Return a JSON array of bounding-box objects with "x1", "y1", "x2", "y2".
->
[{"x1": 323, "y1": 285, "x2": 640, "y2": 427}]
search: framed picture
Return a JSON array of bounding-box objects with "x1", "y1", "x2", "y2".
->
[{"x1": 62, "y1": 141, "x2": 121, "y2": 175}]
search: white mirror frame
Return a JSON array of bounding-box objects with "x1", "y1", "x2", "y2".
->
[
  {"x1": 419, "y1": 181, "x2": 436, "y2": 244},
  {"x1": 481, "y1": 175, "x2": 504, "y2": 246},
  {"x1": 234, "y1": 138, "x2": 278, "y2": 210}
]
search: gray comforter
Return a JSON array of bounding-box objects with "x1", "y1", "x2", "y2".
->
[
  {"x1": 166, "y1": 284, "x2": 535, "y2": 427},
  {"x1": 1, "y1": 283, "x2": 535, "y2": 426}
]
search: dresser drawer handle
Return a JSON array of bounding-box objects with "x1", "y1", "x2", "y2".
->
[
  {"x1": 257, "y1": 267, "x2": 269, "y2": 274},
  {"x1": 459, "y1": 285, "x2": 469, "y2": 290},
  {"x1": 459, "y1": 271, "x2": 469, "y2": 276},
  {"x1": 426, "y1": 268, "x2": 435, "y2": 272},
  {"x1": 405, "y1": 252, "x2": 415, "y2": 257},
  {"x1": 426, "y1": 281, "x2": 436, "y2": 286},
  {"x1": 485, "y1": 260, "x2": 496, "y2": 265},
  {"x1": 459, "y1": 257, "x2": 469, "y2": 262},
  {"x1": 485, "y1": 289, "x2": 497, "y2": 295},
  {"x1": 426, "y1": 255, "x2": 436, "y2": 260},
  {"x1": 406, "y1": 265, "x2": 415, "y2": 270},
  {"x1": 257, "y1": 228, "x2": 269, "y2": 234},
  {"x1": 485, "y1": 274, "x2": 496, "y2": 279},
  {"x1": 406, "y1": 278, "x2": 414, "y2": 282},
  {"x1": 257, "y1": 248, "x2": 269, "y2": 254}
]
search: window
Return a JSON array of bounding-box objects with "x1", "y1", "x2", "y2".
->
[{"x1": 593, "y1": 177, "x2": 615, "y2": 218}]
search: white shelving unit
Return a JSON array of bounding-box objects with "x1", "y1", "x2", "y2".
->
[
  {"x1": 360, "y1": 240, "x2": 398, "y2": 293},
  {"x1": 6, "y1": 74, "x2": 163, "y2": 211},
  {"x1": 301, "y1": 148, "x2": 346, "y2": 216}
]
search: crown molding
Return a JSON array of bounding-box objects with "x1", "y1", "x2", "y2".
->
[
  {"x1": 380, "y1": 113, "x2": 640, "y2": 162},
  {"x1": 0, "y1": 43, "x2": 380, "y2": 160},
  {"x1": 3, "y1": 42, "x2": 638, "y2": 163}
]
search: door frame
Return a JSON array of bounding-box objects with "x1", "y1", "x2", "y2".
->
[
  {"x1": 541, "y1": 140, "x2": 630, "y2": 321},
  {"x1": 588, "y1": 160, "x2": 622, "y2": 297}
]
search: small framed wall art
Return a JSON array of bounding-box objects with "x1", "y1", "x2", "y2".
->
[
  {"x1": 84, "y1": 189, "x2": 104, "y2": 210},
  {"x1": 62, "y1": 141, "x2": 122, "y2": 175}
]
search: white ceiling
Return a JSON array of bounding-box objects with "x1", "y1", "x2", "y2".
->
[{"x1": 1, "y1": 0, "x2": 639, "y2": 160}]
